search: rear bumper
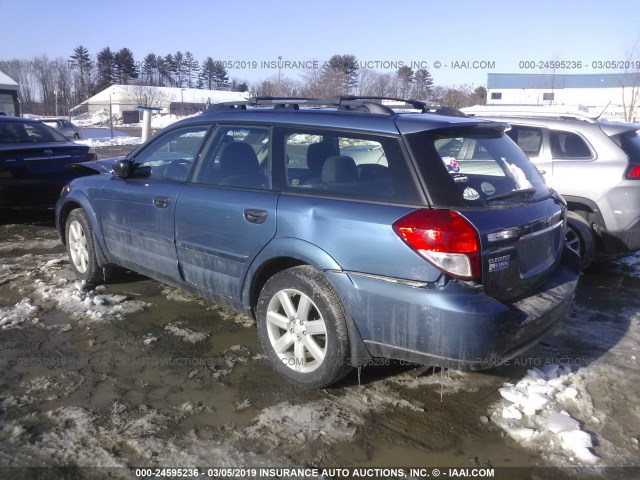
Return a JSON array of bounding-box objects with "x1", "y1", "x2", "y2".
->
[
  {"x1": 599, "y1": 225, "x2": 640, "y2": 256},
  {"x1": 326, "y1": 247, "x2": 580, "y2": 370}
]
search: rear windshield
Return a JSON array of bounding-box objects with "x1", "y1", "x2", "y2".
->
[
  {"x1": 0, "y1": 120, "x2": 68, "y2": 143},
  {"x1": 406, "y1": 126, "x2": 550, "y2": 208},
  {"x1": 621, "y1": 131, "x2": 640, "y2": 163}
]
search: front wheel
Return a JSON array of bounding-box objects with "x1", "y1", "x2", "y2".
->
[
  {"x1": 65, "y1": 208, "x2": 107, "y2": 284},
  {"x1": 256, "y1": 266, "x2": 352, "y2": 388},
  {"x1": 565, "y1": 211, "x2": 596, "y2": 269}
]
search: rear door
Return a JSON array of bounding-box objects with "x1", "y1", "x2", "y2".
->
[
  {"x1": 97, "y1": 124, "x2": 210, "y2": 279},
  {"x1": 175, "y1": 125, "x2": 277, "y2": 305}
]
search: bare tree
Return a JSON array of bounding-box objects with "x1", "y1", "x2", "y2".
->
[
  {"x1": 620, "y1": 41, "x2": 640, "y2": 122},
  {"x1": 126, "y1": 82, "x2": 176, "y2": 107}
]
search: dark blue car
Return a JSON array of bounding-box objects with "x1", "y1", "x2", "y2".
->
[
  {"x1": 55, "y1": 97, "x2": 580, "y2": 388},
  {"x1": 0, "y1": 116, "x2": 95, "y2": 210}
]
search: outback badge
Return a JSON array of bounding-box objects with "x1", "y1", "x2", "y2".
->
[{"x1": 488, "y1": 254, "x2": 510, "y2": 272}]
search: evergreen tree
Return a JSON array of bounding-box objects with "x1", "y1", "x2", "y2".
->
[
  {"x1": 156, "y1": 56, "x2": 167, "y2": 86},
  {"x1": 174, "y1": 51, "x2": 185, "y2": 87},
  {"x1": 323, "y1": 54, "x2": 359, "y2": 94},
  {"x1": 142, "y1": 53, "x2": 158, "y2": 85},
  {"x1": 184, "y1": 51, "x2": 198, "y2": 88},
  {"x1": 95, "y1": 47, "x2": 115, "y2": 91},
  {"x1": 396, "y1": 66, "x2": 414, "y2": 98},
  {"x1": 212, "y1": 62, "x2": 229, "y2": 90},
  {"x1": 163, "y1": 54, "x2": 176, "y2": 86},
  {"x1": 70, "y1": 45, "x2": 93, "y2": 101},
  {"x1": 412, "y1": 68, "x2": 434, "y2": 101},
  {"x1": 199, "y1": 57, "x2": 216, "y2": 90},
  {"x1": 114, "y1": 48, "x2": 138, "y2": 84}
]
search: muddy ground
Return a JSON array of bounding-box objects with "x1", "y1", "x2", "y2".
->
[{"x1": 0, "y1": 147, "x2": 638, "y2": 480}]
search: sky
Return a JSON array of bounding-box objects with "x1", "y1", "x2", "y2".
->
[{"x1": 1, "y1": 0, "x2": 639, "y2": 89}]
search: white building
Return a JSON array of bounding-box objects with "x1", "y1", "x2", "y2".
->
[
  {"x1": 0, "y1": 71, "x2": 20, "y2": 116},
  {"x1": 72, "y1": 84, "x2": 249, "y2": 115},
  {"x1": 486, "y1": 73, "x2": 640, "y2": 121}
]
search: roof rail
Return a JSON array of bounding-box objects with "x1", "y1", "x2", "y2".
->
[
  {"x1": 462, "y1": 106, "x2": 597, "y2": 123},
  {"x1": 207, "y1": 96, "x2": 467, "y2": 117}
]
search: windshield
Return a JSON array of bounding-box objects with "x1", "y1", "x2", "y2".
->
[
  {"x1": 406, "y1": 126, "x2": 550, "y2": 208},
  {"x1": 0, "y1": 120, "x2": 68, "y2": 143}
]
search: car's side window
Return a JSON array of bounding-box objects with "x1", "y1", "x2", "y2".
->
[
  {"x1": 193, "y1": 125, "x2": 270, "y2": 189},
  {"x1": 280, "y1": 128, "x2": 419, "y2": 203},
  {"x1": 549, "y1": 130, "x2": 592, "y2": 159},
  {"x1": 506, "y1": 126, "x2": 543, "y2": 158},
  {"x1": 130, "y1": 125, "x2": 210, "y2": 181}
]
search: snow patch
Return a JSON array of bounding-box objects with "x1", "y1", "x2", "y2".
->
[
  {"x1": 165, "y1": 323, "x2": 208, "y2": 343},
  {"x1": 490, "y1": 364, "x2": 600, "y2": 465},
  {"x1": 0, "y1": 299, "x2": 40, "y2": 329},
  {"x1": 75, "y1": 136, "x2": 142, "y2": 148}
]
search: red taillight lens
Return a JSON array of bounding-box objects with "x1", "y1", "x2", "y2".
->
[
  {"x1": 392, "y1": 209, "x2": 481, "y2": 279},
  {"x1": 86, "y1": 148, "x2": 97, "y2": 161},
  {"x1": 626, "y1": 165, "x2": 640, "y2": 179}
]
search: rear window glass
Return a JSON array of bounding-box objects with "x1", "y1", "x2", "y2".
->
[
  {"x1": 621, "y1": 131, "x2": 640, "y2": 163},
  {"x1": 406, "y1": 126, "x2": 550, "y2": 208},
  {"x1": 0, "y1": 121, "x2": 67, "y2": 143}
]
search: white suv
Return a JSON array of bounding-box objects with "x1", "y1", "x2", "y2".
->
[{"x1": 463, "y1": 107, "x2": 640, "y2": 268}]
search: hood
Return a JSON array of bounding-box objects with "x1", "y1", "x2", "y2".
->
[{"x1": 68, "y1": 157, "x2": 124, "y2": 175}]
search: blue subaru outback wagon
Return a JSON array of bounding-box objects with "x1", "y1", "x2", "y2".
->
[{"x1": 56, "y1": 97, "x2": 580, "y2": 388}]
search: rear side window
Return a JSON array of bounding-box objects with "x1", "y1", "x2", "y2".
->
[
  {"x1": 506, "y1": 126, "x2": 543, "y2": 158},
  {"x1": 549, "y1": 130, "x2": 592, "y2": 158},
  {"x1": 406, "y1": 126, "x2": 550, "y2": 208},
  {"x1": 278, "y1": 128, "x2": 420, "y2": 204}
]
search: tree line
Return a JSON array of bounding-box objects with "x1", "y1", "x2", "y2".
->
[{"x1": 1, "y1": 47, "x2": 486, "y2": 116}]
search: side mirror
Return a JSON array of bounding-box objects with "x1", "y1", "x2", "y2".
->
[{"x1": 112, "y1": 159, "x2": 133, "y2": 178}]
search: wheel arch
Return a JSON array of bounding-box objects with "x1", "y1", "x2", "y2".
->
[
  {"x1": 242, "y1": 237, "x2": 343, "y2": 315},
  {"x1": 57, "y1": 194, "x2": 110, "y2": 267},
  {"x1": 563, "y1": 195, "x2": 605, "y2": 229},
  {"x1": 242, "y1": 238, "x2": 371, "y2": 367}
]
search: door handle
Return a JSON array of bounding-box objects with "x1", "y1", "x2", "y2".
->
[
  {"x1": 244, "y1": 209, "x2": 268, "y2": 224},
  {"x1": 153, "y1": 196, "x2": 170, "y2": 208}
]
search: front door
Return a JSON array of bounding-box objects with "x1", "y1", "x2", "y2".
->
[{"x1": 97, "y1": 124, "x2": 211, "y2": 279}]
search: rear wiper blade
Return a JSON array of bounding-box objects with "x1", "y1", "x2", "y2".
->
[{"x1": 487, "y1": 187, "x2": 536, "y2": 202}]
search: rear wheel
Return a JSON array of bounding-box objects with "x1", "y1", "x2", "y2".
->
[
  {"x1": 566, "y1": 211, "x2": 595, "y2": 269},
  {"x1": 65, "y1": 209, "x2": 108, "y2": 284},
  {"x1": 256, "y1": 266, "x2": 352, "y2": 388}
]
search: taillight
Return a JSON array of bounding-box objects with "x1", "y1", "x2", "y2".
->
[
  {"x1": 86, "y1": 148, "x2": 97, "y2": 161},
  {"x1": 392, "y1": 209, "x2": 481, "y2": 279},
  {"x1": 625, "y1": 165, "x2": 640, "y2": 179}
]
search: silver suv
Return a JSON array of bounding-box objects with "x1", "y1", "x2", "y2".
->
[{"x1": 463, "y1": 108, "x2": 640, "y2": 268}]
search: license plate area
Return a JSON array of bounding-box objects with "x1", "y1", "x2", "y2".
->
[{"x1": 517, "y1": 221, "x2": 564, "y2": 279}]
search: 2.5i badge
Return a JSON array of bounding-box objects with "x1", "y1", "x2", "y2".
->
[{"x1": 488, "y1": 254, "x2": 510, "y2": 272}]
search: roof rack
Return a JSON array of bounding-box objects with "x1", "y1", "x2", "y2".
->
[
  {"x1": 208, "y1": 96, "x2": 467, "y2": 117},
  {"x1": 461, "y1": 106, "x2": 597, "y2": 123}
]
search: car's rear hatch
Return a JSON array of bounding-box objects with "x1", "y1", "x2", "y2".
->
[{"x1": 402, "y1": 119, "x2": 567, "y2": 302}]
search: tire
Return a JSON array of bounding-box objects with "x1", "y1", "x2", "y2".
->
[
  {"x1": 256, "y1": 266, "x2": 352, "y2": 388},
  {"x1": 73, "y1": 133, "x2": 80, "y2": 139},
  {"x1": 65, "y1": 209, "x2": 107, "y2": 284},
  {"x1": 565, "y1": 211, "x2": 595, "y2": 269}
]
